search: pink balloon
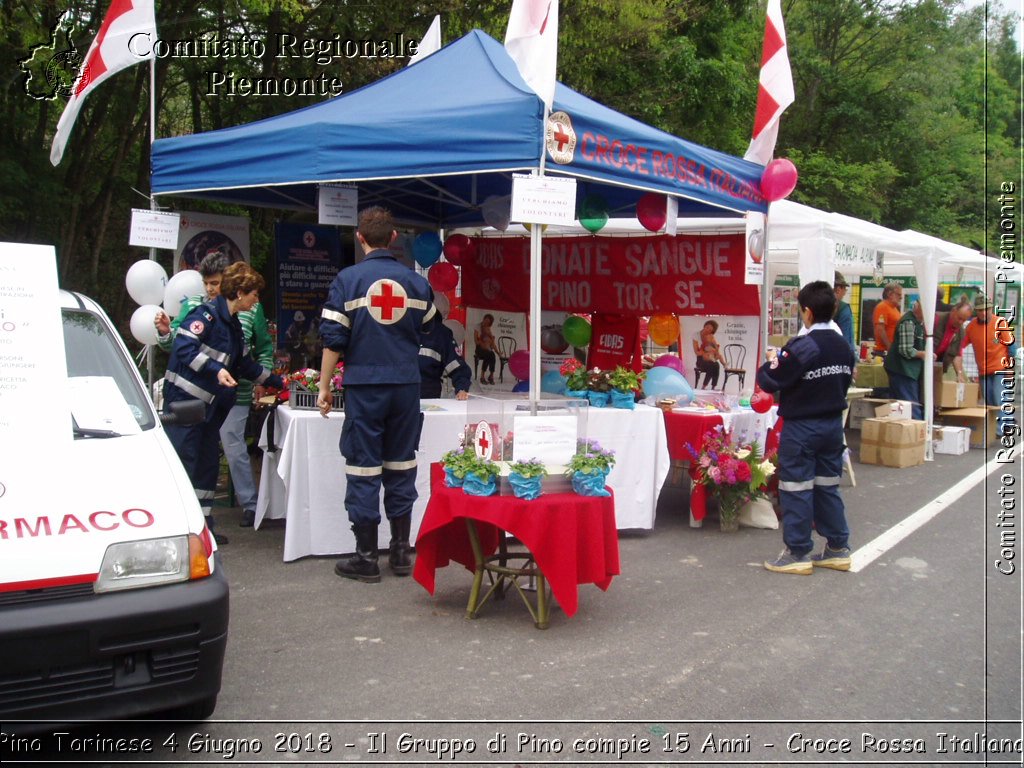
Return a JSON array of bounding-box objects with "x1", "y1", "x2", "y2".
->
[
  {"x1": 760, "y1": 158, "x2": 799, "y2": 202},
  {"x1": 652, "y1": 354, "x2": 684, "y2": 373},
  {"x1": 508, "y1": 349, "x2": 531, "y2": 381},
  {"x1": 636, "y1": 192, "x2": 667, "y2": 232},
  {"x1": 442, "y1": 234, "x2": 476, "y2": 266},
  {"x1": 428, "y1": 261, "x2": 459, "y2": 292}
]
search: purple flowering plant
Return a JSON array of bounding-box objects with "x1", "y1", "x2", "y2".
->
[{"x1": 565, "y1": 438, "x2": 616, "y2": 476}]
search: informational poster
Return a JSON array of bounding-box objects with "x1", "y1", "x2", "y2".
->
[
  {"x1": 274, "y1": 222, "x2": 349, "y2": 373},
  {"x1": 464, "y1": 307, "x2": 527, "y2": 392},
  {"x1": 129, "y1": 209, "x2": 181, "y2": 250},
  {"x1": 317, "y1": 184, "x2": 358, "y2": 226},
  {"x1": 173, "y1": 211, "x2": 250, "y2": 272},
  {"x1": 681, "y1": 315, "x2": 760, "y2": 394},
  {"x1": 510, "y1": 173, "x2": 577, "y2": 225},
  {"x1": 0, "y1": 243, "x2": 71, "y2": 511},
  {"x1": 769, "y1": 276, "x2": 802, "y2": 338},
  {"x1": 744, "y1": 211, "x2": 765, "y2": 285}
]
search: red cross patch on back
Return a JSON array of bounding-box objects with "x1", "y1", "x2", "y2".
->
[
  {"x1": 190, "y1": 320, "x2": 205, "y2": 335},
  {"x1": 366, "y1": 279, "x2": 408, "y2": 325}
]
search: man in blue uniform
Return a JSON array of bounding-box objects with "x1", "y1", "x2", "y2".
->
[
  {"x1": 164, "y1": 262, "x2": 284, "y2": 545},
  {"x1": 757, "y1": 281, "x2": 856, "y2": 575},
  {"x1": 419, "y1": 314, "x2": 471, "y2": 400},
  {"x1": 318, "y1": 207, "x2": 436, "y2": 583}
]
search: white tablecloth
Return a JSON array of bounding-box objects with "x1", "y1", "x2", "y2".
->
[{"x1": 257, "y1": 399, "x2": 670, "y2": 561}]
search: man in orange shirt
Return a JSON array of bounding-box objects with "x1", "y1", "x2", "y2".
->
[
  {"x1": 871, "y1": 283, "x2": 903, "y2": 357},
  {"x1": 962, "y1": 293, "x2": 1015, "y2": 407}
]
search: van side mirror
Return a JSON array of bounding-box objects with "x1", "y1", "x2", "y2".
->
[{"x1": 160, "y1": 399, "x2": 206, "y2": 427}]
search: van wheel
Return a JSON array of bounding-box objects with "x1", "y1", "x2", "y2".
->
[{"x1": 169, "y1": 695, "x2": 218, "y2": 722}]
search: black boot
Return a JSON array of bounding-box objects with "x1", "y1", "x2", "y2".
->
[
  {"x1": 334, "y1": 523, "x2": 381, "y2": 583},
  {"x1": 388, "y1": 515, "x2": 413, "y2": 576}
]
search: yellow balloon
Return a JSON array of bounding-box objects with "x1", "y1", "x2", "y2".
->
[
  {"x1": 648, "y1": 313, "x2": 679, "y2": 347},
  {"x1": 523, "y1": 222, "x2": 549, "y2": 233}
]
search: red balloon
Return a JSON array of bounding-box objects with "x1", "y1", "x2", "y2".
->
[
  {"x1": 760, "y1": 158, "x2": 799, "y2": 202},
  {"x1": 751, "y1": 386, "x2": 774, "y2": 414},
  {"x1": 508, "y1": 349, "x2": 531, "y2": 380},
  {"x1": 428, "y1": 261, "x2": 459, "y2": 292},
  {"x1": 652, "y1": 354, "x2": 684, "y2": 373},
  {"x1": 636, "y1": 192, "x2": 667, "y2": 232},
  {"x1": 442, "y1": 234, "x2": 476, "y2": 266}
]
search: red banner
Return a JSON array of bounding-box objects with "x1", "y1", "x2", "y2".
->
[{"x1": 462, "y1": 234, "x2": 759, "y2": 316}]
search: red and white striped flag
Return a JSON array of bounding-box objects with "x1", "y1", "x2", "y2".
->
[
  {"x1": 50, "y1": 0, "x2": 156, "y2": 166},
  {"x1": 744, "y1": 0, "x2": 794, "y2": 166},
  {"x1": 504, "y1": 0, "x2": 559, "y2": 109}
]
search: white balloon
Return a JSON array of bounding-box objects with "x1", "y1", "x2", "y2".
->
[
  {"x1": 163, "y1": 270, "x2": 205, "y2": 318},
  {"x1": 125, "y1": 260, "x2": 168, "y2": 306},
  {"x1": 130, "y1": 304, "x2": 163, "y2": 346},
  {"x1": 481, "y1": 194, "x2": 511, "y2": 231},
  {"x1": 444, "y1": 319, "x2": 465, "y2": 346},
  {"x1": 433, "y1": 293, "x2": 450, "y2": 320}
]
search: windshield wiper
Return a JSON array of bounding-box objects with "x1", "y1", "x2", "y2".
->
[{"x1": 73, "y1": 425, "x2": 122, "y2": 439}]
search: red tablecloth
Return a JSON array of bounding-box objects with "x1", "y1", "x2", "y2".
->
[{"x1": 413, "y1": 465, "x2": 620, "y2": 617}]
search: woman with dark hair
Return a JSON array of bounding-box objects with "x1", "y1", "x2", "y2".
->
[
  {"x1": 474, "y1": 313, "x2": 497, "y2": 384},
  {"x1": 695, "y1": 320, "x2": 723, "y2": 389}
]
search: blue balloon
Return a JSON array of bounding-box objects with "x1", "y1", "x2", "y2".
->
[
  {"x1": 644, "y1": 366, "x2": 694, "y2": 400},
  {"x1": 541, "y1": 370, "x2": 566, "y2": 395},
  {"x1": 512, "y1": 380, "x2": 530, "y2": 393},
  {"x1": 413, "y1": 232, "x2": 443, "y2": 268}
]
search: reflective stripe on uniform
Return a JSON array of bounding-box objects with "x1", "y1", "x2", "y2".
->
[
  {"x1": 322, "y1": 307, "x2": 350, "y2": 327},
  {"x1": 419, "y1": 348, "x2": 442, "y2": 361},
  {"x1": 779, "y1": 479, "x2": 815, "y2": 492},
  {"x1": 190, "y1": 352, "x2": 210, "y2": 372},
  {"x1": 346, "y1": 464, "x2": 383, "y2": 477},
  {"x1": 814, "y1": 476, "x2": 841, "y2": 486},
  {"x1": 195, "y1": 489, "x2": 216, "y2": 500},
  {"x1": 200, "y1": 343, "x2": 230, "y2": 365},
  {"x1": 344, "y1": 298, "x2": 368, "y2": 312},
  {"x1": 255, "y1": 369, "x2": 271, "y2": 384},
  {"x1": 420, "y1": 302, "x2": 437, "y2": 324},
  {"x1": 443, "y1": 359, "x2": 461, "y2": 374},
  {"x1": 382, "y1": 459, "x2": 417, "y2": 471},
  {"x1": 165, "y1": 371, "x2": 216, "y2": 403}
]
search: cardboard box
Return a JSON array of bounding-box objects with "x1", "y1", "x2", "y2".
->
[
  {"x1": 874, "y1": 400, "x2": 913, "y2": 420},
  {"x1": 939, "y1": 407, "x2": 999, "y2": 448},
  {"x1": 849, "y1": 398, "x2": 913, "y2": 429},
  {"x1": 933, "y1": 379, "x2": 979, "y2": 410},
  {"x1": 855, "y1": 362, "x2": 889, "y2": 389},
  {"x1": 932, "y1": 426, "x2": 971, "y2": 455},
  {"x1": 860, "y1": 417, "x2": 927, "y2": 468}
]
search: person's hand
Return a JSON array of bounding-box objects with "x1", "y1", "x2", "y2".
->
[
  {"x1": 317, "y1": 385, "x2": 333, "y2": 417},
  {"x1": 765, "y1": 348, "x2": 778, "y2": 363},
  {"x1": 455, "y1": 390, "x2": 469, "y2": 401},
  {"x1": 217, "y1": 368, "x2": 237, "y2": 387},
  {"x1": 154, "y1": 310, "x2": 171, "y2": 336},
  {"x1": 956, "y1": 370, "x2": 966, "y2": 383}
]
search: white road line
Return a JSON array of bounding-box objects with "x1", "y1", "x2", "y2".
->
[{"x1": 849, "y1": 458, "x2": 1004, "y2": 572}]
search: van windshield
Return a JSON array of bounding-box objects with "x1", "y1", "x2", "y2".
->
[{"x1": 63, "y1": 308, "x2": 156, "y2": 433}]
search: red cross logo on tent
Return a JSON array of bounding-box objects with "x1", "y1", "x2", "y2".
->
[
  {"x1": 366, "y1": 279, "x2": 408, "y2": 325},
  {"x1": 545, "y1": 110, "x2": 576, "y2": 165}
]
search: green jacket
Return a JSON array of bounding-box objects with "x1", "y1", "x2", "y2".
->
[
  {"x1": 883, "y1": 310, "x2": 925, "y2": 380},
  {"x1": 159, "y1": 296, "x2": 273, "y2": 406}
]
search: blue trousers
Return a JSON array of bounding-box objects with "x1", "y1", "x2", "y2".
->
[
  {"x1": 166, "y1": 402, "x2": 230, "y2": 525},
  {"x1": 341, "y1": 384, "x2": 423, "y2": 526},
  {"x1": 777, "y1": 416, "x2": 849, "y2": 557},
  {"x1": 886, "y1": 371, "x2": 923, "y2": 420}
]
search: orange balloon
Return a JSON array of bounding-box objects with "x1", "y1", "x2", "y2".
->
[{"x1": 648, "y1": 313, "x2": 679, "y2": 347}]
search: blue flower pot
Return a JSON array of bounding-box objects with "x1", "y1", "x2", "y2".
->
[
  {"x1": 443, "y1": 467, "x2": 464, "y2": 488},
  {"x1": 571, "y1": 470, "x2": 610, "y2": 497},
  {"x1": 587, "y1": 390, "x2": 610, "y2": 408},
  {"x1": 462, "y1": 474, "x2": 497, "y2": 496},
  {"x1": 610, "y1": 389, "x2": 636, "y2": 409},
  {"x1": 565, "y1": 388, "x2": 588, "y2": 400},
  {"x1": 509, "y1": 472, "x2": 543, "y2": 500}
]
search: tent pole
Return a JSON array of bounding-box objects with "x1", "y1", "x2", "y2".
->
[
  {"x1": 147, "y1": 55, "x2": 158, "y2": 397},
  {"x1": 529, "y1": 104, "x2": 551, "y2": 408},
  {"x1": 760, "y1": 210, "x2": 772, "y2": 361}
]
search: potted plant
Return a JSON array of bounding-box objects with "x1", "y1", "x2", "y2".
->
[
  {"x1": 285, "y1": 363, "x2": 344, "y2": 410},
  {"x1": 461, "y1": 452, "x2": 499, "y2": 496},
  {"x1": 440, "y1": 446, "x2": 472, "y2": 488},
  {"x1": 686, "y1": 426, "x2": 777, "y2": 531},
  {"x1": 507, "y1": 457, "x2": 547, "y2": 500},
  {"x1": 565, "y1": 439, "x2": 616, "y2": 496},
  {"x1": 608, "y1": 365, "x2": 644, "y2": 409},
  {"x1": 586, "y1": 368, "x2": 612, "y2": 407},
  {"x1": 561, "y1": 358, "x2": 589, "y2": 398}
]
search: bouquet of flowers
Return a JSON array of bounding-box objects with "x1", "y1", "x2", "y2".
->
[
  {"x1": 560, "y1": 358, "x2": 589, "y2": 391},
  {"x1": 286, "y1": 362, "x2": 344, "y2": 393},
  {"x1": 686, "y1": 426, "x2": 776, "y2": 527}
]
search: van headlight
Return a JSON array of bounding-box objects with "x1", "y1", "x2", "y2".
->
[{"x1": 95, "y1": 536, "x2": 191, "y2": 593}]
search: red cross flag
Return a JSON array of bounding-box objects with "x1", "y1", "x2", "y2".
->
[
  {"x1": 504, "y1": 0, "x2": 559, "y2": 110},
  {"x1": 743, "y1": 0, "x2": 795, "y2": 166},
  {"x1": 50, "y1": 0, "x2": 156, "y2": 166}
]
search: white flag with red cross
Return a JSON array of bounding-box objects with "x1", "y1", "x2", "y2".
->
[
  {"x1": 50, "y1": 0, "x2": 156, "y2": 166},
  {"x1": 504, "y1": 0, "x2": 559, "y2": 110},
  {"x1": 743, "y1": 0, "x2": 795, "y2": 166}
]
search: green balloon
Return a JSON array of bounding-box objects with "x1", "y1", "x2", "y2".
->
[
  {"x1": 578, "y1": 194, "x2": 609, "y2": 234},
  {"x1": 562, "y1": 316, "x2": 592, "y2": 347}
]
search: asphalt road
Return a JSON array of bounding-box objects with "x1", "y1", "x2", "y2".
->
[{"x1": 4, "y1": 432, "x2": 1022, "y2": 767}]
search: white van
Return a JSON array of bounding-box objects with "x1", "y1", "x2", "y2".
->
[{"x1": 0, "y1": 291, "x2": 228, "y2": 725}]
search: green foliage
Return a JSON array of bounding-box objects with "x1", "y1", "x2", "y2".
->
[
  {"x1": 508, "y1": 458, "x2": 548, "y2": 479},
  {"x1": 566, "y1": 439, "x2": 617, "y2": 476},
  {"x1": 609, "y1": 365, "x2": 645, "y2": 393}
]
